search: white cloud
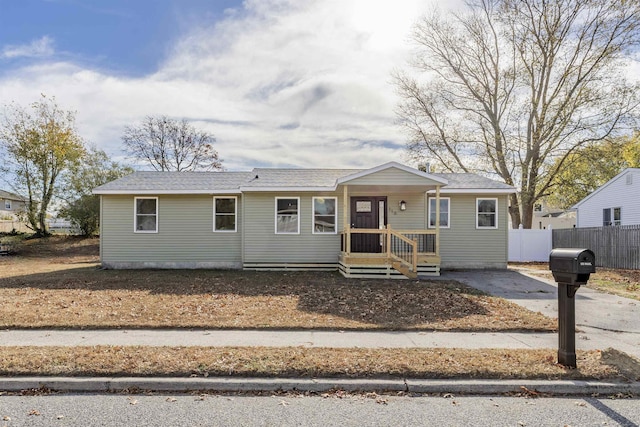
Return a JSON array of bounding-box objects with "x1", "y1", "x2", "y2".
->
[
  {"x1": 0, "y1": 0, "x2": 461, "y2": 171},
  {"x1": 1, "y1": 36, "x2": 55, "y2": 59}
]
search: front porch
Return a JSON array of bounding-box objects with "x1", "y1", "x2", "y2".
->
[{"x1": 339, "y1": 226, "x2": 441, "y2": 279}]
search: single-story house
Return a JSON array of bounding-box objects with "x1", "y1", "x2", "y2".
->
[
  {"x1": 0, "y1": 189, "x2": 26, "y2": 220},
  {"x1": 93, "y1": 162, "x2": 515, "y2": 278},
  {"x1": 572, "y1": 168, "x2": 640, "y2": 227}
]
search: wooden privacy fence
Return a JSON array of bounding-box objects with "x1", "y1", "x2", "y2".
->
[{"x1": 553, "y1": 225, "x2": 640, "y2": 270}]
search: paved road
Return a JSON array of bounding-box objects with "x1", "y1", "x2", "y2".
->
[{"x1": 1, "y1": 393, "x2": 638, "y2": 426}]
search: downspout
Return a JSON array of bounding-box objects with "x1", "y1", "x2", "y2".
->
[
  {"x1": 435, "y1": 185, "x2": 440, "y2": 257},
  {"x1": 99, "y1": 195, "x2": 103, "y2": 265},
  {"x1": 343, "y1": 185, "x2": 350, "y2": 255}
]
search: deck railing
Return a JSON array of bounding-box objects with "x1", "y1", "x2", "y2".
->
[{"x1": 340, "y1": 226, "x2": 437, "y2": 275}]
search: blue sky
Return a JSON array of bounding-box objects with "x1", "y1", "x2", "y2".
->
[
  {"x1": 0, "y1": 0, "x2": 456, "y2": 171},
  {"x1": 0, "y1": 0, "x2": 241, "y2": 75}
]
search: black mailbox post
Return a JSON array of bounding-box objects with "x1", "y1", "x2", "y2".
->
[{"x1": 549, "y1": 248, "x2": 595, "y2": 368}]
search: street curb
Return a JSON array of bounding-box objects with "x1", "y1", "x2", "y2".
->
[{"x1": 1, "y1": 377, "x2": 639, "y2": 396}]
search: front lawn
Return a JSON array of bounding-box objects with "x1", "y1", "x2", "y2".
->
[{"x1": 0, "y1": 237, "x2": 556, "y2": 331}]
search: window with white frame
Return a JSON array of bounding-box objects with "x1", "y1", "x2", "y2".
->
[
  {"x1": 476, "y1": 198, "x2": 497, "y2": 229},
  {"x1": 214, "y1": 197, "x2": 237, "y2": 232},
  {"x1": 4, "y1": 200, "x2": 10, "y2": 210},
  {"x1": 428, "y1": 197, "x2": 450, "y2": 228},
  {"x1": 603, "y1": 207, "x2": 622, "y2": 226},
  {"x1": 134, "y1": 197, "x2": 158, "y2": 232},
  {"x1": 275, "y1": 197, "x2": 299, "y2": 234},
  {"x1": 313, "y1": 197, "x2": 337, "y2": 234}
]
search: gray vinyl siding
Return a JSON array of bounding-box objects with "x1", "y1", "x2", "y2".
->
[
  {"x1": 383, "y1": 192, "x2": 428, "y2": 229},
  {"x1": 438, "y1": 194, "x2": 509, "y2": 269},
  {"x1": 243, "y1": 192, "x2": 343, "y2": 264},
  {"x1": 346, "y1": 168, "x2": 442, "y2": 186},
  {"x1": 100, "y1": 194, "x2": 242, "y2": 268}
]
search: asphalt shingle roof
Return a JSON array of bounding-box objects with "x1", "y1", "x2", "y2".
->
[
  {"x1": 432, "y1": 173, "x2": 515, "y2": 190},
  {"x1": 93, "y1": 171, "x2": 253, "y2": 193},
  {"x1": 0, "y1": 189, "x2": 26, "y2": 201},
  {"x1": 93, "y1": 166, "x2": 514, "y2": 194},
  {"x1": 243, "y1": 169, "x2": 362, "y2": 188}
]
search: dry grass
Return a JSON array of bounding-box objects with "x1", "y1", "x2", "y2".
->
[
  {"x1": 0, "y1": 346, "x2": 637, "y2": 381},
  {"x1": 512, "y1": 263, "x2": 640, "y2": 301},
  {"x1": 0, "y1": 237, "x2": 555, "y2": 331}
]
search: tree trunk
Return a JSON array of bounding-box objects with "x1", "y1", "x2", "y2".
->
[{"x1": 508, "y1": 193, "x2": 522, "y2": 229}]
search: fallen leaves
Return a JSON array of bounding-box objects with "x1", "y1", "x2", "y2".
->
[{"x1": 0, "y1": 346, "x2": 630, "y2": 380}]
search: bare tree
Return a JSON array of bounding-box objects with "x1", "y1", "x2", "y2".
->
[
  {"x1": 394, "y1": 0, "x2": 640, "y2": 228},
  {"x1": 122, "y1": 116, "x2": 223, "y2": 171}
]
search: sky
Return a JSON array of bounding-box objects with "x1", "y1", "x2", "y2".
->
[{"x1": 0, "y1": 0, "x2": 463, "y2": 171}]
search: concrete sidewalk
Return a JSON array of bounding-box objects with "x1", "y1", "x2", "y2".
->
[{"x1": 0, "y1": 329, "x2": 559, "y2": 350}]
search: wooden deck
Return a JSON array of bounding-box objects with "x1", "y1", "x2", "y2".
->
[{"x1": 339, "y1": 227, "x2": 440, "y2": 279}]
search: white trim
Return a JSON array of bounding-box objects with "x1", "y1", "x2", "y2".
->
[
  {"x1": 572, "y1": 168, "x2": 640, "y2": 209},
  {"x1": 241, "y1": 186, "x2": 336, "y2": 192},
  {"x1": 337, "y1": 161, "x2": 448, "y2": 185},
  {"x1": 312, "y1": 196, "x2": 338, "y2": 235},
  {"x1": 134, "y1": 197, "x2": 158, "y2": 233},
  {"x1": 428, "y1": 197, "x2": 450, "y2": 229},
  {"x1": 213, "y1": 196, "x2": 237, "y2": 232},
  {"x1": 476, "y1": 197, "x2": 498, "y2": 229},
  {"x1": 427, "y1": 188, "x2": 515, "y2": 194},
  {"x1": 4, "y1": 200, "x2": 10, "y2": 210},
  {"x1": 275, "y1": 196, "x2": 300, "y2": 235},
  {"x1": 94, "y1": 189, "x2": 242, "y2": 195}
]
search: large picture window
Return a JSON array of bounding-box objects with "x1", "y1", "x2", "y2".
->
[
  {"x1": 313, "y1": 197, "x2": 337, "y2": 234},
  {"x1": 275, "y1": 197, "x2": 299, "y2": 234},
  {"x1": 214, "y1": 197, "x2": 237, "y2": 232},
  {"x1": 476, "y1": 198, "x2": 497, "y2": 229},
  {"x1": 428, "y1": 197, "x2": 450, "y2": 228},
  {"x1": 135, "y1": 197, "x2": 158, "y2": 233}
]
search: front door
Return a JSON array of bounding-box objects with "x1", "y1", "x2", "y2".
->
[{"x1": 350, "y1": 196, "x2": 387, "y2": 253}]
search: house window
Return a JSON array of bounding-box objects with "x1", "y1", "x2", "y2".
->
[
  {"x1": 4, "y1": 200, "x2": 10, "y2": 210},
  {"x1": 428, "y1": 197, "x2": 450, "y2": 228},
  {"x1": 134, "y1": 197, "x2": 158, "y2": 233},
  {"x1": 476, "y1": 198, "x2": 497, "y2": 229},
  {"x1": 603, "y1": 207, "x2": 621, "y2": 226},
  {"x1": 214, "y1": 197, "x2": 237, "y2": 232},
  {"x1": 275, "y1": 197, "x2": 299, "y2": 234},
  {"x1": 313, "y1": 197, "x2": 337, "y2": 234}
]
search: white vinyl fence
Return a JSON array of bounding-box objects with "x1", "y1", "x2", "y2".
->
[{"x1": 509, "y1": 226, "x2": 552, "y2": 262}]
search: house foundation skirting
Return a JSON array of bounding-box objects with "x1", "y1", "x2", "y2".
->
[
  {"x1": 101, "y1": 261, "x2": 243, "y2": 269},
  {"x1": 338, "y1": 261, "x2": 440, "y2": 279},
  {"x1": 242, "y1": 263, "x2": 337, "y2": 272}
]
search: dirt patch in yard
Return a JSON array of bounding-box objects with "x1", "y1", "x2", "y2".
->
[
  {"x1": 0, "y1": 346, "x2": 637, "y2": 381},
  {"x1": 0, "y1": 237, "x2": 555, "y2": 331}
]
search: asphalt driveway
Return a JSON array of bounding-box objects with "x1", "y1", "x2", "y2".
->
[{"x1": 438, "y1": 268, "x2": 640, "y2": 359}]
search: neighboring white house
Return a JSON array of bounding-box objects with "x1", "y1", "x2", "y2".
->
[
  {"x1": 0, "y1": 189, "x2": 26, "y2": 220},
  {"x1": 572, "y1": 168, "x2": 640, "y2": 228}
]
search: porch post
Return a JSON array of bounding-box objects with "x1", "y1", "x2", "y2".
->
[
  {"x1": 343, "y1": 185, "x2": 350, "y2": 255},
  {"x1": 435, "y1": 185, "x2": 441, "y2": 257}
]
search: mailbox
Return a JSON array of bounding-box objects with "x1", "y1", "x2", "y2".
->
[
  {"x1": 549, "y1": 248, "x2": 595, "y2": 286},
  {"x1": 549, "y1": 248, "x2": 596, "y2": 368}
]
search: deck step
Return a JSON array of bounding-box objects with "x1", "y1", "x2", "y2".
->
[{"x1": 391, "y1": 261, "x2": 417, "y2": 279}]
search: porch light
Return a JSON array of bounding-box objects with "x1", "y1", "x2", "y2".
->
[{"x1": 399, "y1": 200, "x2": 407, "y2": 211}]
